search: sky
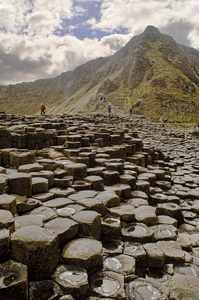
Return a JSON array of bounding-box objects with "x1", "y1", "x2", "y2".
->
[{"x1": 0, "y1": 0, "x2": 199, "y2": 85}]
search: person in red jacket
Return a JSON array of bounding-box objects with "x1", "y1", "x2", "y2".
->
[{"x1": 41, "y1": 104, "x2": 46, "y2": 115}]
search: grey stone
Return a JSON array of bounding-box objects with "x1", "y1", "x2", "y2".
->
[
  {"x1": 0, "y1": 194, "x2": 16, "y2": 215},
  {"x1": 0, "y1": 260, "x2": 28, "y2": 300},
  {"x1": 72, "y1": 210, "x2": 101, "y2": 240},
  {"x1": 44, "y1": 217, "x2": 78, "y2": 247},
  {"x1": 90, "y1": 270, "x2": 125, "y2": 299},
  {"x1": 52, "y1": 264, "x2": 88, "y2": 298},
  {"x1": 103, "y1": 254, "x2": 136, "y2": 275},
  {"x1": 29, "y1": 279, "x2": 63, "y2": 300},
  {"x1": 11, "y1": 226, "x2": 58, "y2": 280},
  {"x1": 61, "y1": 238, "x2": 103, "y2": 270},
  {"x1": 168, "y1": 274, "x2": 199, "y2": 300},
  {"x1": 8, "y1": 172, "x2": 32, "y2": 197},
  {"x1": 134, "y1": 205, "x2": 157, "y2": 226},
  {"x1": 0, "y1": 229, "x2": 10, "y2": 262}
]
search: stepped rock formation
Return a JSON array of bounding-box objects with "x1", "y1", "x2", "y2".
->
[
  {"x1": 1, "y1": 111, "x2": 199, "y2": 299},
  {"x1": 0, "y1": 26, "x2": 199, "y2": 122}
]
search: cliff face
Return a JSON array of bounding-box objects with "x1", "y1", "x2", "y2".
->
[{"x1": 1, "y1": 25, "x2": 199, "y2": 123}]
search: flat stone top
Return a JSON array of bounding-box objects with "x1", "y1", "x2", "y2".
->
[
  {"x1": 18, "y1": 163, "x2": 44, "y2": 172},
  {"x1": 62, "y1": 238, "x2": 102, "y2": 259},
  {"x1": 65, "y1": 163, "x2": 87, "y2": 168},
  {"x1": 0, "y1": 228, "x2": 9, "y2": 238},
  {"x1": 0, "y1": 194, "x2": 16, "y2": 203},
  {"x1": 11, "y1": 225, "x2": 56, "y2": 242},
  {"x1": 44, "y1": 217, "x2": 77, "y2": 230},
  {"x1": 0, "y1": 209, "x2": 13, "y2": 222},
  {"x1": 43, "y1": 197, "x2": 73, "y2": 208},
  {"x1": 72, "y1": 210, "x2": 100, "y2": 222},
  {"x1": 8, "y1": 172, "x2": 32, "y2": 179}
]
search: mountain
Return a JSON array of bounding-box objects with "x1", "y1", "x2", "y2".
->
[{"x1": 1, "y1": 25, "x2": 199, "y2": 123}]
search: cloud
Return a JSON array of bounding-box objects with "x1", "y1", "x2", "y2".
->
[
  {"x1": 0, "y1": 0, "x2": 199, "y2": 85},
  {"x1": 87, "y1": 0, "x2": 199, "y2": 46},
  {"x1": 0, "y1": 30, "x2": 119, "y2": 84}
]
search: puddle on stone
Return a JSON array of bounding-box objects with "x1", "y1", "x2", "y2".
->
[
  {"x1": 27, "y1": 200, "x2": 38, "y2": 205},
  {"x1": 125, "y1": 245, "x2": 138, "y2": 253},
  {"x1": 174, "y1": 266, "x2": 198, "y2": 277},
  {"x1": 127, "y1": 225, "x2": 146, "y2": 236},
  {"x1": 59, "y1": 270, "x2": 87, "y2": 285},
  {"x1": 39, "y1": 288, "x2": 54, "y2": 300},
  {"x1": 169, "y1": 204, "x2": 177, "y2": 208},
  {"x1": 157, "y1": 228, "x2": 171, "y2": 236},
  {"x1": 92, "y1": 277, "x2": 120, "y2": 296},
  {"x1": 193, "y1": 256, "x2": 199, "y2": 266},
  {"x1": 103, "y1": 216, "x2": 120, "y2": 226},
  {"x1": 136, "y1": 284, "x2": 161, "y2": 300},
  {"x1": 104, "y1": 257, "x2": 122, "y2": 270},
  {"x1": 3, "y1": 273, "x2": 17, "y2": 286},
  {"x1": 102, "y1": 241, "x2": 118, "y2": 251},
  {"x1": 182, "y1": 211, "x2": 197, "y2": 219},
  {"x1": 106, "y1": 219, "x2": 119, "y2": 224},
  {"x1": 56, "y1": 207, "x2": 76, "y2": 217}
]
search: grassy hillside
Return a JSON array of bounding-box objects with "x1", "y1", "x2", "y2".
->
[{"x1": 1, "y1": 26, "x2": 199, "y2": 124}]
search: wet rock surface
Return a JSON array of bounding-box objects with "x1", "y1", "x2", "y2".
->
[{"x1": 0, "y1": 111, "x2": 199, "y2": 299}]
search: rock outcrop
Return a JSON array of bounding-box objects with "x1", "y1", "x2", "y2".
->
[{"x1": 0, "y1": 111, "x2": 199, "y2": 299}]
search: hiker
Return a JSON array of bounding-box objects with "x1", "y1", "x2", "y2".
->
[
  {"x1": 41, "y1": 104, "x2": 46, "y2": 115},
  {"x1": 108, "y1": 104, "x2": 111, "y2": 117},
  {"x1": 130, "y1": 107, "x2": 133, "y2": 116}
]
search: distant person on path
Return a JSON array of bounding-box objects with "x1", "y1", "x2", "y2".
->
[
  {"x1": 41, "y1": 104, "x2": 46, "y2": 115},
  {"x1": 108, "y1": 104, "x2": 111, "y2": 117},
  {"x1": 130, "y1": 107, "x2": 133, "y2": 116}
]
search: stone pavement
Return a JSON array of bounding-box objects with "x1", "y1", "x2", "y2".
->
[{"x1": 0, "y1": 111, "x2": 199, "y2": 299}]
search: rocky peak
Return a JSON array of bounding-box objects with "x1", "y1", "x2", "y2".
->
[{"x1": 142, "y1": 25, "x2": 167, "y2": 43}]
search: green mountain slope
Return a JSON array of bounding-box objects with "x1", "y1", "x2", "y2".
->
[{"x1": 0, "y1": 26, "x2": 199, "y2": 123}]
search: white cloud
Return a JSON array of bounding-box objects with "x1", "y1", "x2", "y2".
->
[{"x1": 0, "y1": 0, "x2": 31, "y2": 33}]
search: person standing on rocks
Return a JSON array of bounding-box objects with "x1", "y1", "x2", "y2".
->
[
  {"x1": 41, "y1": 104, "x2": 46, "y2": 115},
  {"x1": 130, "y1": 107, "x2": 133, "y2": 116},
  {"x1": 108, "y1": 103, "x2": 111, "y2": 117}
]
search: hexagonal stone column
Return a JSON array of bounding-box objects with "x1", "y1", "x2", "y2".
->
[
  {"x1": 0, "y1": 229, "x2": 10, "y2": 262},
  {"x1": 0, "y1": 194, "x2": 16, "y2": 215},
  {"x1": 0, "y1": 209, "x2": 14, "y2": 230},
  {"x1": 134, "y1": 205, "x2": 158, "y2": 226},
  {"x1": 143, "y1": 243, "x2": 165, "y2": 268},
  {"x1": 123, "y1": 242, "x2": 147, "y2": 267},
  {"x1": 90, "y1": 270, "x2": 125, "y2": 299},
  {"x1": 122, "y1": 222, "x2": 154, "y2": 243},
  {"x1": 156, "y1": 241, "x2": 185, "y2": 264},
  {"x1": 0, "y1": 260, "x2": 28, "y2": 300},
  {"x1": 32, "y1": 177, "x2": 49, "y2": 194},
  {"x1": 0, "y1": 174, "x2": 9, "y2": 194},
  {"x1": 52, "y1": 264, "x2": 89, "y2": 298},
  {"x1": 103, "y1": 169, "x2": 120, "y2": 186},
  {"x1": 61, "y1": 238, "x2": 103, "y2": 270},
  {"x1": 84, "y1": 175, "x2": 104, "y2": 191},
  {"x1": 64, "y1": 163, "x2": 87, "y2": 181},
  {"x1": 8, "y1": 173, "x2": 32, "y2": 197},
  {"x1": 101, "y1": 215, "x2": 121, "y2": 239},
  {"x1": 11, "y1": 226, "x2": 59, "y2": 280},
  {"x1": 108, "y1": 203, "x2": 135, "y2": 223},
  {"x1": 157, "y1": 203, "x2": 183, "y2": 224},
  {"x1": 72, "y1": 210, "x2": 101, "y2": 240},
  {"x1": 44, "y1": 217, "x2": 78, "y2": 247},
  {"x1": 29, "y1": 280, "x2": 63, "y2": 300},
  {"x1": 103, "y1": 254, "x2": 136, "y2": 276}
]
